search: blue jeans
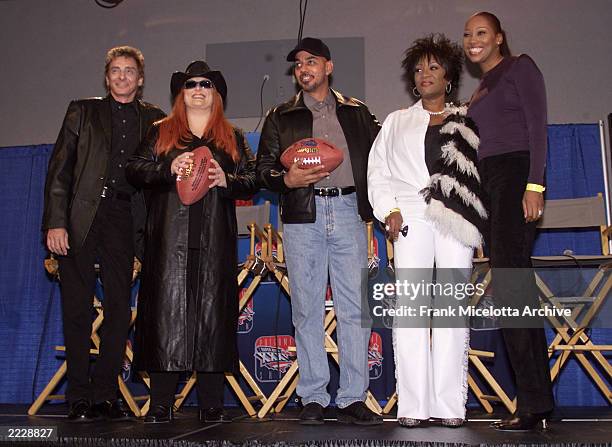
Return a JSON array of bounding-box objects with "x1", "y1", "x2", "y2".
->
[{"x1": 283, "y1": 193, "x2": 370, "y2": 408}]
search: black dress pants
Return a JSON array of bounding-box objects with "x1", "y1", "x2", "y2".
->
[
  {"x1": 479, "y1": 151, "x2": 554, "y2": 415},
  {"x1": 58, "y1": 198, "x2": 134, "y2": 404}
]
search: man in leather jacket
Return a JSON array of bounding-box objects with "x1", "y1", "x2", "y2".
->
[
  {"x1": 42, "y1": 46, "x2": 165, "y2": 422},
  {"x1": 256, "y1": 38, "x2": 381, "y2": 425}
]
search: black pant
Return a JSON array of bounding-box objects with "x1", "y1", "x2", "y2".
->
[
  {"x1": 58, "y1": 198, "x2": 134, "y2": 404},
  {"x1": 480, "y1": 151, "x2": 554, "y2": 415},
  {"x1": 148, "y1": 372, "x2": 225, "y2": 408}
]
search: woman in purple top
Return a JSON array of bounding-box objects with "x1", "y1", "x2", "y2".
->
[{"x1": 463, "y1": 11, "x2": 554, "y2": 431}]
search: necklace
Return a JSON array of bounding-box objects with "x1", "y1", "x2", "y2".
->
[{"x1": 425, "y1": 109, "x2": 445, "y2": 116}]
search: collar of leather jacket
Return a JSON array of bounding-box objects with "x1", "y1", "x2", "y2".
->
[{"x1": 279, "y1": 89, "x2": 361, "y2": 115}]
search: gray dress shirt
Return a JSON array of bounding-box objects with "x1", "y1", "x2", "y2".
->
[{"x1": 303, "y1": 90, "x2": 354, "y2": 188}]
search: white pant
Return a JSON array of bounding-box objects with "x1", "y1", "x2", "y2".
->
[{"x1": 393, "y1": 214, "x2": 472, "y2": 420}]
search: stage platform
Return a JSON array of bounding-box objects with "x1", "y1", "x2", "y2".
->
[{"x1": 0, "y1": 405, "x2": 610, "y2": 446}]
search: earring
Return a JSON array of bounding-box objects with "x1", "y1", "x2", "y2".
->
[
  {"x1": 412, "y1": 86, "x2": 421, "y2": 97},
  {"x1": 445, "y1": 83, "x2": 452, "y2": 94}
]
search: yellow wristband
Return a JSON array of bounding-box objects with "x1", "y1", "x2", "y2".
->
[
  {"x1": 384, "y1": 208, "x2": 401, "y2": 220},
  {"x1": 526, "y1": 183, "x2": 545, "y2": 193}
]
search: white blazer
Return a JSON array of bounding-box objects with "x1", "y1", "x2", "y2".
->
[{"x1": 367, "y1": 100, "x2": 432, "y2": 222}]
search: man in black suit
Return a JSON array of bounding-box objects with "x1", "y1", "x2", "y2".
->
[{"x1": 43, "y1": 46, "x2": 165, "y2": 422}]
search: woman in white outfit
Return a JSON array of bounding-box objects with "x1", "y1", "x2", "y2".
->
[{"x1": 367, "y1": 34, "x2": 487, "y2": 428}]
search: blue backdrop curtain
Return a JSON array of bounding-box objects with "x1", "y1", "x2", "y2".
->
[
  {"x1": 0, "y1": 125, "x2": 610, "y2": 407},
  {"x1": 0, "y1": 144, "x2": 64, "y2": 404}
]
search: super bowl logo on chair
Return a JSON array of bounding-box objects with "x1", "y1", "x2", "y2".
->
[
  {"x1": 254, "y1": 335, "x2": 297, "y2": 382},
  {"x1": 368, "y1": 332, "x2": 384, "y2": 380},
  {"x1": 237, "y1": 288, "x2": 255, "y2": 334}
]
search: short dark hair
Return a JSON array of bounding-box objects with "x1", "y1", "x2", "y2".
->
[
  {"x1": 401, "y1": 33, "x2": 463, "y2": 98},
  {"x1": 470, "y1": 11, "x2": 512, "y2": 57},
  {"x1": 104, "y1": 45, "x2": 145, "y2": 98}
]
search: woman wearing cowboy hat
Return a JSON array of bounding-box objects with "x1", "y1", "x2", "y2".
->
[{"x1": 127, "y1": 61, "x2": 258, "y2": 424}]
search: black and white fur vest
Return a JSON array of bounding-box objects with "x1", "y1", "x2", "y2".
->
[{"x1": 420, "y1": 105, "x2": 488, "y2": 248}]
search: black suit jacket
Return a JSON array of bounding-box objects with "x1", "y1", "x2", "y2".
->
[{"x1": 42, "y1": 96, "x2": 165, "y2": 258}]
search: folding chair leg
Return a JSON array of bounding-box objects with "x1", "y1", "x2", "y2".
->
[
  {"x1": 239, "y1": 276, "x2": 261, "y2": 310},
  {"x1": 238, "y1": 361, "x2": 267, "y2": 406},
  {"x1": 139, "y1": 372, "x2": 151, "y2": 415},
  {"x1": 28, "y1": 361, "x2": 67, "y2": 415},
  {"x1": 467, "y1": 375, "x2": 494, "y2": 413},
  {"x1": 117, "y1": 377, "x2": 141, "y2": 417},
  {"x1": 225, "y1": 373, "x2": 257, "y2": 417},
  {"x1": 274, "y1": 373, "x2": 299, "y2": 413},
  {"x1": 257, "y1": 360, "x2": 300, "y2": 418},
  {"x1": 382, "y1": 392, "x2": 397, "y2": 415},
  {"x1": 173, "y1": 372, "x2": 197, "y2": 410},
  {"x1": 365, "y1": 390, "x2": 383, "y2": 413},
  {"x1": 469, "y1": 355, "x2": 516, "y2": 413},
  {"x1": 237, "y1": 267, "x2": 250, "y2": 286}
]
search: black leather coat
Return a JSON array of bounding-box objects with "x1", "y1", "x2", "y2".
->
[
  {"x1": 126, "y1": 126, "x2": 258, "y2": 372},
  {"x1": 42, "y1": 96, "x2": 165, "y2": 259},
  {"x1": 256, "y1": 89, "x2": 380, "y2": 223}
]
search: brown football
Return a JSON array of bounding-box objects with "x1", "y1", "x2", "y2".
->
[
  {"x1": 176, "y1": 145, "x2": 215, "y2": 205},
  {"x1": 280, "y1": 138, "x2": 344, "y2": 172}
]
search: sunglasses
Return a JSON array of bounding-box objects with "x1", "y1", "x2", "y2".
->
[{"x1": 184, "y1": 79, "x2": 214, "y2": 90}]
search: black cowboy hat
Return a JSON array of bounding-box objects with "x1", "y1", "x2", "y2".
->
[{"x1": 170, "y1": 60, "x2": 227, "y2": 103}]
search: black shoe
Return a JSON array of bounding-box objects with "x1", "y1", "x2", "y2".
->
[
  {"x1": 299, "y1": 402, "x2": 325, "y2": 425},
  {"x1": 144, "y1": 404, "x2": 173, "y2": 424},
  {"x1": 93, "y1": 399, "x2": 135, "y2": 421},
  {"x1": 67, "y1": 399, "x2": 98, "y2": 423},
  {"x1": 199, "y1": 408, "x2": 232, "y2": 423},
  {"x1": 337, "y1": 401, "x2": 383, "y2": 426},
  {"x1": 491, "y1": 412, "x2": 550, "y2": 432}
]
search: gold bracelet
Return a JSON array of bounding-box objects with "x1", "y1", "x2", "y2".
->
[
  {"x1": 526, "y1": 183, "x2": 546, "y2": 193},
  {"x1": 384, "y1": 208, "x2": 401, "y2": 220}
]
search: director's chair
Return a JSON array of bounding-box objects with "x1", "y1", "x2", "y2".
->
[
  {"x1": 28, "y1": 257, "x2": 143, "y2": 416},
  {"x1": 531, "y1": 194, "x2": 612, "y2": 403}
]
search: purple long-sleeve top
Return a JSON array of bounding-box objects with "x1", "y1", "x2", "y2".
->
[{"x1": 467, "y1": 54, "x2": 547, "y2": 185}]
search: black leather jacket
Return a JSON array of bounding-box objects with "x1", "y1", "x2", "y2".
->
[
  {"x1": 42, "y1": 96, "x2": 165, "y2": 258},
  {"x1": 126, "y1": 126, "x2": 257, "y2": 372},
  {"x1": 256, "y1": 90, "x2": 380, "y2": 223}
]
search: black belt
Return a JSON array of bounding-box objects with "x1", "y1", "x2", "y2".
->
[
  {"x1": 313, "y1": 186, "x2": 356, "y2": 197},
  {"x1": 101, "y1": 186, "x2": 132, "y2": 202}
]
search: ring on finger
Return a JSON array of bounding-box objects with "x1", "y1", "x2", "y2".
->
[{"x1": 538, "y1": 209, "x2": 543, "y2": 217}]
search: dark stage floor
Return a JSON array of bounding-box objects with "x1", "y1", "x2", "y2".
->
[{"x1": 0, "y1": 405, "x2": 610, "y2": 446}]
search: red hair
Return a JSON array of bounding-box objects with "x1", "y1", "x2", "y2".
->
[{"x1": 155, "y1": 89, "x2": 238, "y2": 161}]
